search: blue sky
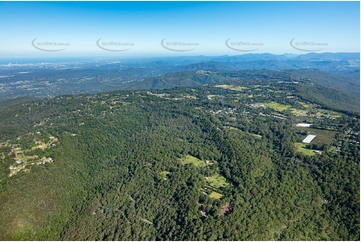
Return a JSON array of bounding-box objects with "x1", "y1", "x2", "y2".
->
[{"x1": 0, "y1": 1, "x2": 359, "y2": 57}]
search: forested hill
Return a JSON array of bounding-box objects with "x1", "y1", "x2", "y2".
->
[
  {"x1": 0, "y1": 53, "x2": 359, "y2": 113},
  {"x1": 0, "y1": 81, "x2": 359, "y2": 240},
  {"x1": 180, "y1": 52, "x2": 360, "y2": 72},
  {"x1": 121, "y1": 69, "x2": 359, "y2": 113}
]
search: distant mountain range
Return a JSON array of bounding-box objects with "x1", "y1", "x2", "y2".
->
[
  {"x1": 175, "y1": 52, "x2": 359, "y2": 72},
  {"x1": 0, "y1": 52, "x2": 359, "y2": 112}
]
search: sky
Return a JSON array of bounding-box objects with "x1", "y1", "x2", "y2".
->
[{"x1": 0, "y1": 1, "x2": 359, "y2": 57}]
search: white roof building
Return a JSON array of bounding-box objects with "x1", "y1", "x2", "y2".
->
[
  {"x1": 302, "y1": 135, "x2": 316, "y2": 144},
  {"x1": 296, "y1": 123, "x2": 312, "y2": 127}
]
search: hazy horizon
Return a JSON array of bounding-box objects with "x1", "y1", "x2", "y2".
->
[{"x1": 0, "y1": 52, "x2": 360, "y2": 63}]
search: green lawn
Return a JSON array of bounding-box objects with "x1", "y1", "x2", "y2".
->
[
  {"x1": 316, "y1": 109, "x2": 342, "y2": 118},
  {"x1": 206, "y1": 174, "x2": 229, "y2": 189},
  {"x1": 209, "y1": 191, "x2": 223, "y2": 199},
  {"x1": 203, "y1": 174, "x2": 229, "y2": 200},
  {"x1": 263, "y1": 102, "x2": 291, "y2": 112},
  {"x1": 291, "y1": 108, "x2": 308, "y2": 116},
  {"x1": 296, "y1": 127, "x2": 336, "y2": 146},
  {"x1": 179, "y1": 155, "x2": 208, "y2": 167},
  {"x1": 295, "y1": 143, "x2": 315, "y2": 156}
]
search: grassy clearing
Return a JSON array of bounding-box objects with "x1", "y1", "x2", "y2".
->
[
  {"x1": 263, "y1": 102, "x2": 291, "y2": 112},
  {"x1": 207, "y1": 95, "x2": 217, "y2": 100},
  {"x1": 316, "y1": 109, "x2": 342, "y2": 118},
  {"x1": 295, "y1": 143, "x2": 315, "y2": 156},
  {"x1": 297, "y1": 127, "x2": 336, "y2": 146},
  {"x1": 209, "y1": 191, "x2": 223, "y2": 199},
  {"x1": 215, "y1": 85, "x2": 247, "y2": 91},
  {"x1": 225, "y1": 126, "x2": 262, "y2": 139},
  {"x1": 206, "y1": 174, "x2": 229, "y2": 189},
  {"x1": 297, "y1": 101, "x2": 311, "y2": 108},
  {"x1": 179, "y1": 155, "x2": 208, "y2": 167},
  {"x1": 291, "y1": 108, "x2": 308, "y2": 116},
  {"x1": 312, "y1": 130, "x2": 336, "y2": 146},
  {"x1": 146, "y1": 92, "x2": 169, "y2": 98},
  {"x1": 196, "y1": 70, "x2": 213, "y2": 75},
  {"x1": 203, "y1": 174, "x2": 229, "y2": 200}
]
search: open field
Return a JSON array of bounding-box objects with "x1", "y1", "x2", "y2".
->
[
  {"x1": 297, "y1": 101, "x2": 311, "y2": 108},
  {"x1": 207, "y1": 95, "x2": 218, "y2": 100},
  {"x1": 215, "y1": 85, "x2": 247, "y2": 91},
  {"x1": 209, "y1": 191, "x2": 223, "y2": 199},
  {"x1": 297, "y1": 127, "x2": 336, "y2": 146},
  {"x1": 316, "y1": 109, "x2": 342, "y2": 118},
  {"x1": 205, "y1": 174, "x2": 229, "y2": 189},
  {"x1": 295, "y1": 143, "x2": 315, "y2": 156},
  {"x1": 146, "y1": 92, "x2": 169, "y2": 98},
  {"x1": 179, "y1": 155, "x2": 208, "y2": 167},
  {"x1": 263, "y1": 102, "x2": 291, "y2": 112},
  {"x1": 291, "y1": 108, "x2": 308, "y2": 116}
]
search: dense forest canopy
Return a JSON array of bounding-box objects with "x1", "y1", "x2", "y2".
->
[{"x1": 0, "y1": 55, "x2": 359, "y2": 240}]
